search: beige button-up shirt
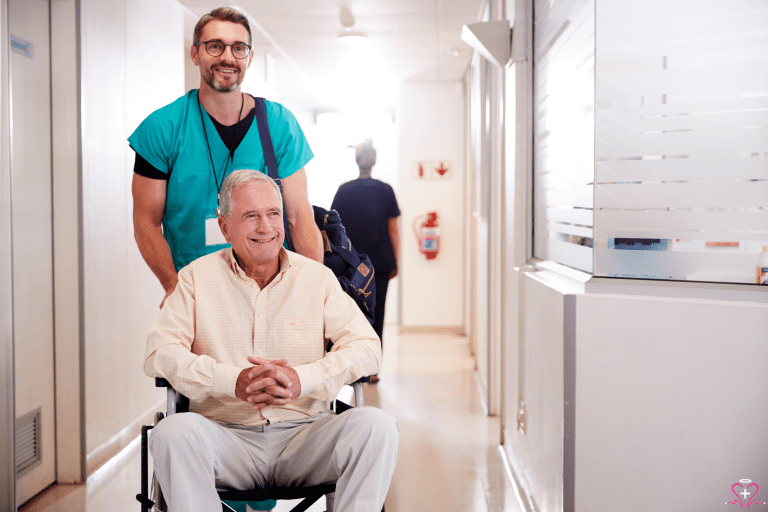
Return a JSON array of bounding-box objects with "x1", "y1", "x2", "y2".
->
[{"x1": 144, "y1": 247, "x2": 380, "y2": 426}]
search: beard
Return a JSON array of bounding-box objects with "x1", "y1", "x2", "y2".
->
[{"x1": 201, "y1": 65, "x2": 243, "y2": 93}]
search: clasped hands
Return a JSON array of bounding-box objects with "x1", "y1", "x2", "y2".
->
[{"x1": 235, "y1": 356, "x2": 301, "y2": 409}]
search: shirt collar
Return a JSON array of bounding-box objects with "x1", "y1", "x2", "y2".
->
[{"x1": 225, "y1": 247, "x2": 292, "y2": 282}]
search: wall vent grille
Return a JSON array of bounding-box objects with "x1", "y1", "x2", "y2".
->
[{"x1": 16, "y1": 408, "x2": 42, "y2": 478}]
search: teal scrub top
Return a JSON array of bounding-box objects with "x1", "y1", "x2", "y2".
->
[{"x1": 128, "y1": 90, "x2": 313, "y2": 271}]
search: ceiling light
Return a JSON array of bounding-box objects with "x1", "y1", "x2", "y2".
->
[
  {"x1": 338, "y1": 32, "x2": 369, "y2": 45},
  {"x1": 448, "y1": 48, "x2": 470, "y2": 58}
]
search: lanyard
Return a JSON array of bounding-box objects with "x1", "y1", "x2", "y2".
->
[{"x1": 198, "y1": 92, "x2": 245, "y2": 202}]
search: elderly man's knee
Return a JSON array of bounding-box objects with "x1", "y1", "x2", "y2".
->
[
  {"x1": 150, "y1": 412, "x2": 212, "y2": 458},
  {"x1": 347, "y1": 407, "x2": 399, "y2": 448}
]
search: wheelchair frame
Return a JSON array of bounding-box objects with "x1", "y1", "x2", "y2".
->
[{"x1": 136, "y1": 377, "x2": 367, "y2": 512}]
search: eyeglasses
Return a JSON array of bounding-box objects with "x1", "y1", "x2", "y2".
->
[{"x1": 197, "y1": 40, "x2": 251, "y2": 59}]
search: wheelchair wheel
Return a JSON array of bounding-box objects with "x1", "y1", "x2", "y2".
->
[{"x1": 151, "y1": 412, "x2": 168, "y2": 511}]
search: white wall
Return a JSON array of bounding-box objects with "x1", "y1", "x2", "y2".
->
[
  {"x1": 575, "y1": 293, "x2": 768, "y2": 511},
  {"x1": 183, "y1": 8, "x2": 198, "y2": 93},
  {"x1": 503, "y1": 271, "x2": 570, "y2": 512},
  {"x1": 399, "y1": 82, "x2": 465, "y2": 328},
  {"x1": 80, "y1": 0, "x2": 184, "y2": 468},
  {"x1": 501, "y1": 269, "x2": 768, "y2": 512}
]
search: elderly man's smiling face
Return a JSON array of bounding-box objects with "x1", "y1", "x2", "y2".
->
[{"x1": 219, "y1": 179, "x2": 284, "y2": 271}]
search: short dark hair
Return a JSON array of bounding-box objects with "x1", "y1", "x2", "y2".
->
[{"x1": 193, "y1": 6, "x2": 252, "y2": 46}]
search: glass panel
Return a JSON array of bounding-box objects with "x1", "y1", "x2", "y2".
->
[
  {"x1": 533, "y1": 0, "x2": 596, "y2": 273},
  {"x1": 594, "y1": 0, "x2": 768, "y2": 284}
]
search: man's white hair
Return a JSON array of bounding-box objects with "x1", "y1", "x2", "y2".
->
[{"x1": 218, "y1": 169, "x2": 283, "y2": 219}]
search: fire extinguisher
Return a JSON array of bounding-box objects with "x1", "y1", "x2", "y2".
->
[{"x1": 413, "y1": 212, "x2": 440, "y2": 260}]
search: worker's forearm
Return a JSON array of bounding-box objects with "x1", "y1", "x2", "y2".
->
[
  {"x1": 391, "y1": 237, "x2": 400, "y2": 267},
  {"x1": 134, "y1": 222, "x2": 178, "y2": 293},
  {"x1": 388, "y1": 219, "x2": 400, "y2": 267},
  {"x1": 289, "y1": 214, "x2": 324, "y2": 263}
]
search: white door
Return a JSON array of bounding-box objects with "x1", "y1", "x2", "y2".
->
[{"x1": 10, "y1": 0, "x2": 56, "y2": 504}]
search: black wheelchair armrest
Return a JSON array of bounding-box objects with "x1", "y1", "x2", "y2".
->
[
  {"x1": 155, "y1": 377, "x2": 190, "y2": 414},
  {"x1": 155, "y1": 377, "x2": 171, "y2": 388}
]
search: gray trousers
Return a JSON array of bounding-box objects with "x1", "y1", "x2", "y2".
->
[{"x1": 150, "y1": 407, "x2": 399, "y2": 512}]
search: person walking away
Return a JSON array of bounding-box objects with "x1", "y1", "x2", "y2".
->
[{"x1": 332, "y1": 139, "x2": 400, "y2": 382}]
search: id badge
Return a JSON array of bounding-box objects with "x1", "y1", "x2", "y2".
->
[{"x1": 205, "y1": 216, "x2": 227, "y2": 246}]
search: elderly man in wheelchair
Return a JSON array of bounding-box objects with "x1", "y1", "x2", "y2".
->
[{"x1": 141, "y1": 169, "x2": 399, "y2": 512}]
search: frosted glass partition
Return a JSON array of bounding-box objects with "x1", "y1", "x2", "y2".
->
[
  {"x1": 533, "y1": 0, "x2": 596, "y2": 273},
  {"x1": 594, "y1": 0, "x2": 768, "y2": 284}
]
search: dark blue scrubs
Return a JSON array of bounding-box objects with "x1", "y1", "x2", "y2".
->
[{"x1": 332, "y1": 178, "x2": 400, "y2": 343}]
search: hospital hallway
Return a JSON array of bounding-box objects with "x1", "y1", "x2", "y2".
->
[
  {"x1": 19, "y1": 328, "x2": 524, "y2": 512},
  {"x1": 3, "y1": 0, "x2": 767, "y2": 510}
]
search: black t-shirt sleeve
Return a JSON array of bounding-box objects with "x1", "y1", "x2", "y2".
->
[
  {"x1": 132, "y1": 151, "x2": 169, "y2": 180},
  {"x1": 386, "y1": 185, "x2": 401, "y2": 218}
]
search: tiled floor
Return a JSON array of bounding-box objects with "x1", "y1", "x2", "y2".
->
[{"x1": 20, "y1": 327, "x2": 523, "y2": 512}]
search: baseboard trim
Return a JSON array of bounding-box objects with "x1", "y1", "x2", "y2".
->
[
  {"x1": 474, "y1": 369, "x2": 489, "y2": 416},
  {"x1": 85, "y1": 399, "x2": 164, "y2": 476},
  {"x1": 398, "y1": 326, "x2": 465, "y2": 336},
  {"x1": 499, "y1": 443, "x2": 539, "y2": 512}
]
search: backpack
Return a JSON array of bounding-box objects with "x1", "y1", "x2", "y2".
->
[
  {"x1": 254, "y1": 98, "x2": 376, "y2": 325},
  {"x1": 312, "y1": 205, "x2": 376, "y2": 324}
]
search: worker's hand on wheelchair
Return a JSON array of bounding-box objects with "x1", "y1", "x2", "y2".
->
[{"x1": 235, "y1": 356, "x2": 302, "y2": 409}]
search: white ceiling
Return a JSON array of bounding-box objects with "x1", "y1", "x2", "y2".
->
[{"x1": 180, "y1": 0, "x2": 485, "y2": 111}]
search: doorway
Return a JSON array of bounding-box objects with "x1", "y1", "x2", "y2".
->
[{"x1": 9, "y1": 0, "x2": 56, "y2": 504}]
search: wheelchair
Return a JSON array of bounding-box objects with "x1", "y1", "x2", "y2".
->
[{"x1": 136, "y1": 376, "x2": 372, "y2": 512}]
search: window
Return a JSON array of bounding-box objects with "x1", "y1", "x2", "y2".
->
[
  {"x1": 533, "y1": 0, "x2": 596, "y2": 273},
  {"x1": 593, "y1": 0, "x2": 768, "y2": 284},
  {"x1": 531, "y1": 0, "x2": 768, "y2": 284}
]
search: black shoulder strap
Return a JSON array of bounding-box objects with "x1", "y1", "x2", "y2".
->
[{"x1": 255, "y1": 97, "x2": 294, "y2": 251}]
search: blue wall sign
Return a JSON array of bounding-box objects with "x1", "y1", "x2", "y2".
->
[{"x1": 10, "y1": 35, "x2": 34, "y2": 59}]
